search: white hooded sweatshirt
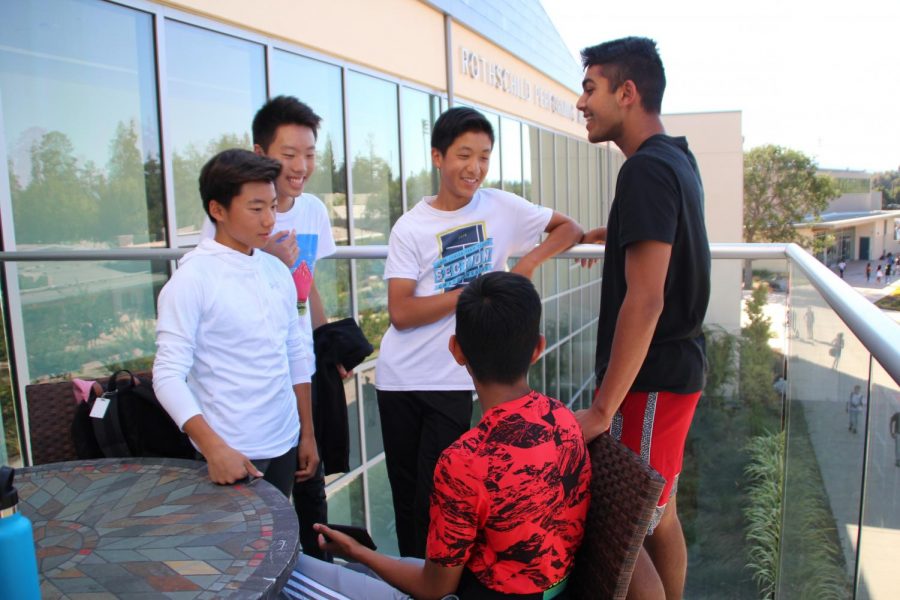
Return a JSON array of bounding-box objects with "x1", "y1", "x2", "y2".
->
[{"x1": 153, "y1": 238, "x2": 310, "y2": 459}]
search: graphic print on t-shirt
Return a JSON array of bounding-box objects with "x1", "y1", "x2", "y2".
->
[
  {"x1": 433, "y1": 223, "x2": 493, "y2": 291},
  {"x1": 294, "y1": 233, "x2": 319, "y2": 272}
]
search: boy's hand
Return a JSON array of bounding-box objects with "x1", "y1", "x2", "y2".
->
[
  {"x1": 314, "y1": 523, "x2": 363, "y2": 561},
  {"x1": 264, "y1": 229, "x2": 299, "y2": 268},
  {"x1": 336, "y1": 364, "x2": 354, "y2": 380},
  {"x1": 295, "y1": 434, "x2": 320, "y2": 482},
  {"x1": 575, "y1": 405, "x2": 611, "y2": 443},
  {"x1": 578, "y1": 227, "x2": 607, "y2": 268},
  {"x1": 205, "y1": 444, "x2": 262, "y2": 485}
]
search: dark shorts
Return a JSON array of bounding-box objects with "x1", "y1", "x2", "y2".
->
[{"x1": 598, "y1": 389, "x2": 701, "y2": 532}]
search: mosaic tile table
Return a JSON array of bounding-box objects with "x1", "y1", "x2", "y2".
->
[{"x1": 18, "y1": 458, "x2": 300, "y2": 599}]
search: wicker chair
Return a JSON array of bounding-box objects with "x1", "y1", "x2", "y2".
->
[
  {"x1": 568, "y1": 432, "x2": 667, "y2": 600},
  {"x1": 24, "y1": 372, "x2": 150, "y2": 465}
]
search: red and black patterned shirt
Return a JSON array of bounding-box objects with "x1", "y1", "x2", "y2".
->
[{"x1": 426, "y1": 391, "x2": 591, "y2": 594}]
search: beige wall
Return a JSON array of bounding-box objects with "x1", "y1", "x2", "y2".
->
[
  {"x1": 450, "y1": 22, "x2": 586, "y2": 137},
  {"x1": 662, "y1": 111, "x2": 744, "y2": 332},
  {"x1": 159, "y1": 0, "x2": 446, "y2": 90},
  {"x1": 827, "y1": 191, "x2": 882, "y2": 213}
]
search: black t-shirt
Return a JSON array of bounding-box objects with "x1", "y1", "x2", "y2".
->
[{"x1": 594, "y1": 134, "x2": 711, "y2": 394}]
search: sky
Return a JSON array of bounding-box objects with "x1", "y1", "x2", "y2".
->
[{"x1": 541, "y1": 0, "x2": 899, "y2": 173}]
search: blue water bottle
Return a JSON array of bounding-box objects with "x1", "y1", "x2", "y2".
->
[{"x1": 0, "y1": 466, "x2": 41, "y2": 600}]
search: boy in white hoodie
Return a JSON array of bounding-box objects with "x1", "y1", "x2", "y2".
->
[{"x1": 153, "y1": 149, "x2": 319, "y2": 495}]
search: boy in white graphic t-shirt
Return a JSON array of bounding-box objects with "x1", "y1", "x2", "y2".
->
[{"x1": 375, "y1": 106, "x2": 584, "y2": 557}]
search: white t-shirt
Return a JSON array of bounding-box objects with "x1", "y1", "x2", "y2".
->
[
  {"x1": 153, "y1": 238, "x2": 309, "y2": 459},
  {"x1": 375, "y1": 188, "x2": 552, "y2": 391},
  {"x1": 202, "y1": 193, "x2": 336, "y2": 375}
]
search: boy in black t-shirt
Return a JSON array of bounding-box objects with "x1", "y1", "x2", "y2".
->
[{"x1": 574, "y1": 37, "x2": 710, "y2": 600}]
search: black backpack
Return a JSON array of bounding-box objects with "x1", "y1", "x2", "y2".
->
[{"x1": 72, "y1": 370, "x2": 195, "y2": 460}]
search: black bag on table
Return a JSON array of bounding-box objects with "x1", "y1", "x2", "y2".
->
[{"x1": 72, "y1": 370, "x2": 194, "y2": 460}]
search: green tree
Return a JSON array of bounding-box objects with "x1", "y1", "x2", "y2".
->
[
  {"x1": 872, "y1": 168, "x2": 900, "y2": 208},
  {"x1": 744, "y1": 145, "x2": 839, "y2": 244},
  {"x1": 739, "y1": 284, "x2": 779, "y2": 413},
  {"x1": 13, "y1": 131, "x2": 100, "y2": 244}
]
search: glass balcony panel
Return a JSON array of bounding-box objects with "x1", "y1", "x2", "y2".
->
[
  {"x1": 778, "y1": 261, "x2": 863, "y2": 599},
  {"x1": 326, "y1": 474, "x2": 365, "y2": 527},
  {"x1": 855, "y1": 358, "x2": 900, "y2": 599}
]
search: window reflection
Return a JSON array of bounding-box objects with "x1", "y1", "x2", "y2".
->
[
  {"x1": 165, "y1": 20, "x2": 265, "y2": 238},
  {"x1": 271, "y1": 50, "x2": 351, "y2": 320},
  {"x1": 1, "y1": 0, "x2": 163, "y2": 247},
  {"x1": 347, "y1": 72, "x2": 401, "y2": 245},
  {"x1": 500, "y1": 117, "x2": 523, "y2": 196},
  {"x1": 401, "y1": 88, "x2": 440, "y2": 209},
  {"x1": 482, "y1": 110, "x2": 502, "y2": 189}
]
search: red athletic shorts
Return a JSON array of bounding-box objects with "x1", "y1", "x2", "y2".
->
[{"x1": 595, "y1": 389, "x2": 701, "y2": 531}]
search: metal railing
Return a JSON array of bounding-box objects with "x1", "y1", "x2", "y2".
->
[{"x1": 2, "y1": 242, "x2": 897, "y2": 383}]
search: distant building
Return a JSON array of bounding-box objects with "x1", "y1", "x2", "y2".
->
[{"x1": 796, "y1": 169, "x2": 900, "y2": 262}]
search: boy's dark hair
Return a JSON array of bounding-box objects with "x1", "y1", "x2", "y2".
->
[
  {"x1": 199, "y1": 149, "x2": 281, "y2": 220},
  {"x1": 581, "y1": 36, "x2": 666, "y2": 114},
  {"x1": 431, "y1": 107, "x2": 495, "y2": 155},
  {"x1": 455, "y1": 272, "x2": 542, "y2": 385},
  {"x1": 252, "y1": 95, "x2": 322, "y2": 151}
]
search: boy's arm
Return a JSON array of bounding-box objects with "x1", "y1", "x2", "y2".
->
[
  {"x1": 388, "y1": 278, "x2": 464, "y2": 330},
  {"x1": 510, "y1": 210, "x2": 583, "y2": 279},
  {"x1": 309, "y1": 280, "x2": 328, "y2": 330},
  {"x1": 576, "y1": 239, "x2": 671, "y2": 441},
  {"x1": 294, "y1": 382, "x2": 319, "y2": 481},
  {"x1": 315, "y1": 524, "x2": 463, "y2": 600},
  {"x1": 182, "y1": 415, "x2": 262, "y2": 484}
]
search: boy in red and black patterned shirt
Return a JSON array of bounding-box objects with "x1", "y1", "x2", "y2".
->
[{"x1": 290, "y1": 272, "x2": 590, "y2": 599}]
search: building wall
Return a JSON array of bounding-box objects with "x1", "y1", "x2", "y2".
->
[
  {"x1": 828, "y1": 191, "x2": 882, "y2": 213},
  {"x1": 160, "y1": 0, "x2": 448, "y2": 91},
  {"x1": 663, "y1": 111, "x2": 744, "y2": 332}
]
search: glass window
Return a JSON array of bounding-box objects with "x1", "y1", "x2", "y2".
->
[
  {"x1": 0, "y1": 310, "x2": 18, "y2": 465},
  {"x1": 347, "y1": 71, "x2": 401, "y2": 245},
  {"x1": 271, "y1": 50, "x2": 351, "y2": 321},
  {"x1": 540, "y1": 129, "x2": 556, "y2": 297},
  {"x1": 347, "y1": 73, "x2": 399, "y2": 355},
  {"x1": 165, "y1": 20, "x2": 265, "y2": 239},
  {"x1": 401, "y1": 87, "x2": 440, "y2": 209},
  {"x1": 1, "y1": 0, "x2": 167, "y2": 382},
  {"x1": 482, "y1": 111, "x2": 502, "y2": 189},
  {"x1": 523, "y1": 124, "x2": 539, "y2": 203},
  {"x1": 500, "y1": 117, "x2": 522, "y2": 197},
  {"x1": 555, "y1": 136, "x2": 569, "y2": 293},
  {"x1": 19, "y1": 260, "x2": 167, "y2": 380},
  {"x1": 1, "y1": 0, "x2": 164, "y2": 248}
]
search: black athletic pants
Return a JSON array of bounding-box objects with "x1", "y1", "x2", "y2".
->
[{"x1": 376, "y1": 389, "x2": 473, "y2": 558}]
